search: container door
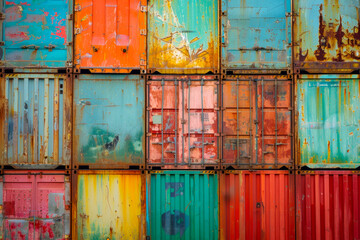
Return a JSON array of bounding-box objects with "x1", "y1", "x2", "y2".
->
[
  {"x1": 3, "y1": 0, "x2": 72, "y2": 69},
  {"x1": 3, "y1": 175, "x2": 35, "y2": 239},
  {"x1": 297, "y1": 77, "x2": 360, "y2": 168},
  {"x1": 221, "y1": 0, "x2": 291, "y2": 72},
  {"x1": 148, "y1": 0, "x2": 219, "y2": 74},
  {"x1": 73, "y1": 75, "x2": 145, "y2": 168},
  {"x1": 74, "y1": 0, "x2": 146, "y2": 73},
  {"x1": 4, "y1": 75, "x2": 68, "y2": 167},
  {"x1": 294, "y1": 0, "x2": 360, "y2": 71},
  {"x1": 148, "y1": 77, "x2": 219, "y2": 168}
]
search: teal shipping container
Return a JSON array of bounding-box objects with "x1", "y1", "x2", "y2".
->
[
  {"x1": 73, "y1": 75, "x2": 145, "y2": 169},
  {"x1": 1, "y1": 0, "x2": 73, "y2": 70},
  {"x1": 147, "y1": 171, "x2": 219, "y2": 239},
  {"x1": 296, "y1": 75, "x2": 360, "y2": 168},
  {"x1": 221, "y1": 0, "x2": 291, "y2": 74}
]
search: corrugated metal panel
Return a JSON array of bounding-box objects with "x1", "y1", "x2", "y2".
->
[
  {"x1": 72, "y1": 170, "x2": 146, "y2": 240},
  {"x1": 147, "y1": 171, "x2": 218, "y2": 239},
  {"x1": 147, "y1": 75, "x2": 220, "y2": 169},
  {"x1": 294, "y1": 0, "x2": 360, "y2": 73},
  {"x1": 147, "y1": 0, "x2": 219, "y2": 74},
  {"x1": 222, "y1": 75, "x2": 293, "y2": 169},
  {"x1": 1, "y1": 74, "x2": 72, "y2": 168},
  {"x1": 73, "y1": 75, "x2": 145, "y2": 169},
  {"x1": 1, "y1": 0, "x2": 73, "y2": 69},
  {"x1": 221, "y1": 0, "x2": 291, "y2": 73},
  {"x1": 219, "y1": 171, "x2": 295, "y2": 240},
  {"x1": 296, "y1": 75, "x2": 360, "y2": 168},
  {"x1": 296, "y1": 171, "x2": 360, "y2": 240},
  {"x1": 1, "y1": 170, "x2": 70, "y2": 239},
  {"x1": 74, "y1": 0, "x2": 146, "y2": 73}
]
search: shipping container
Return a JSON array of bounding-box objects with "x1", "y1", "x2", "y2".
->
[
  {"x1": 296, "y1": 75, "x2": 360, "y2": 168},
  {"x1": 0, "y1": 170, "x2": 70, "y2": 239},
  {"x1": 147, "y1": 170, "x2": 218, "y2": 239},
  {"x1": 222, "y1": 75, "x2": 293, "y2": 169},
  {"x1": 1, "y1": 74, "x2": 72, "y2": 168},
  {"x1": 74, "y1": 0, "x2": 146, "y2": 73},
  {"x1": 1, "y1": 0, "x2": 73, "y2": 70},
  {"x1": 72, "y1": 170, "x2": 146, "y2": 240},
  {"x1": 73, "y1": 75, "x2": 145, "y2": 169},
  {"x1": 296, "y1": 171, "x2": 360, "y2": 240},
  {"x1": 147, "y1": 75, "x2": 220, "y2": 169},
  {"x1": 293, "y1": 0, "x2": 360, "y2": 73},
  {"x1": 221, "y1": 0, "x2": 292, "y2": 74},
  {"x1": 147, "y1": 0, "x2": 219, "y2": 74},
  {"x1": 219, "y1": 170, "x2": 295, "y2": 240}
]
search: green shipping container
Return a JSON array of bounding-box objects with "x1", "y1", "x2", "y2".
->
[{"x1": 147, "y1": 171, "x2": 219, "y2": 240}]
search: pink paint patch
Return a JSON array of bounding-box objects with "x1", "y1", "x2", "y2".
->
[
  {"x1": 44, "y1": 11, "x2": 49, "y2": 16},
  {"x1": 51, "y1": 26, "x2": 66, "y2": 44}
]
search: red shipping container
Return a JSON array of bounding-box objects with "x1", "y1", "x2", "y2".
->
[
  {"x1": 296, "y1": 171, "x2": 360, "y2": 240},
  {"x1": 219, "y1": 170, "x2": 295, "y2": 240},
  {"x1": 222, "y1": 75, "x2": 293, "y2": 169},
  {"x1": 0, "y1": 170, "x2": 70, "y2": 239},
  {"x1": 147, "y1": 75, "x2": 220, "y2": 169}
]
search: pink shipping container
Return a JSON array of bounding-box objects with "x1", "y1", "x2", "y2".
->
[
  {"x1": 296, "y1": 171, "x2": 360, "y2": 240},
  {"x1": 0, "y1": 170, "x2": 70, "y2": 239},
  {"x1": 147, "y1": 75, "x2": 220, "y2": 169}
]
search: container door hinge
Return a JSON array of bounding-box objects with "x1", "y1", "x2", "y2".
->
[
  {"x1": 140, "y1": 29, "x2": 147, "y2": 36},
  {"x1": 288, "y1": 42, "x2": 299, "y2": 47},
  {"x1": 286, "y1": 12, "x2": 298, "y2": 17},
  {"x1": 67, "y1": 14, "x2": 73, "y2": 20},
  {"x1": 0, "y1": 13, "x2": 5, "y2": 20},
  {"x1": 140, "y1": 59, "x2": 146, "y2": 66},
  {"x1": 221, "y1": 11, "x2": 227, "y2": 16},
  {"x1": 66, "y1": 61, "x2": 73, "y2": 67},
  {"x1": 0, "y1": 42, "x2": 4, "y2": 46},
  {"x1": 74, "y1": 5, "x2": 81, "y2": 11},
  {"x1": 141, "y1": 5, "x2": 147, "y2": 12}
]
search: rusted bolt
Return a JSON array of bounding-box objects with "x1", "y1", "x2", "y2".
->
[
  {"x1": 122, "y1": 48, "x2": 127, "y2": 53},
  {"x1": 92, "y1": 46, "x2": 98, "y2": 52}
]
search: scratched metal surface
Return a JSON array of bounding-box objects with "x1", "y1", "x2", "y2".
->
[
  {"x1": 1, "y1": 0, "x2": 73, "y2": 69},
  {"x1": 1, "y1": 171, "x2": 70, "y2": 240},
  {"x1": 147, "y1": 171, "x2": 218, "y2": 240},
  {"x1": 221, "y1": 0, "x2": 291, "y2": 73},
  {"x1": 147, "y1": 0, "x2": 219, "y2": 74},
  {"x1": 294, "y1": 0, "x2": 360, "y2": 71},
  {"x1": 73, "y1": 75, "x2": 145, "y2": 169},
  {"x1": 74, "y1": 0, "x2": 146, "y2": 73},
  {"x1": 74, "y1": 171, "x2": 146, "y2": 240},
  {"x1": 297, "y1": 75, "x2": 360, "y2": 168},
  {"x1": 2, "y1": 74, "x2": 71, "y2": 168}
]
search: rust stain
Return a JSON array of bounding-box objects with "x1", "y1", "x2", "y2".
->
[
  {"x1": 314, "y1": 4, "x2": 327, "y2": 61},
  {"x1": 327, "y1": 141, "x2": 331, "y2": 163}
]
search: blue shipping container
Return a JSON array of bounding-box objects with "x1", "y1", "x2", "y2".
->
[
  {"x1": 1, "y1": 0, "x2": 73, "y2": 70},
  {"x1": 221, "y1": 0, "x2": 291, "y2": 73}
]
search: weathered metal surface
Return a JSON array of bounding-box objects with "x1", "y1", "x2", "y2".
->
[
  {"x1": 147, "y1": 171, "x2": 218, "y2": 239},
  {"x1": 1, "y1": 74, "x2": 72, "y2": 168},
  {"x1": 219, "y1": 170, "x2": 295, "y2": 240},
  {"x1": 1, "y1": 170, "x2": 70, "y2": 239},
  {"x1": 72, "y1": 170, "x2": 146, "y2": 240},
  {"x1": 1, "y1": 0, "x2": 73, "y2": 70},
  {"x1": 221, "y1": 0, "x2": 291, "y2": 73},
  {"x1": 74, "y1": 0, "x2": 146, "y2": 73},
  {"x1": 296, "y1": 171, "x2": 360, "y2": 240},
  {"x1": 222, "y1": 75, "x2": 293, "y2": 169},
  {"x1": 294, "y1": 0, "x2": 360, "y2": 72},
  {"x1": 147, "y1": 75, "x2": 220, "y2": 169},
  {"x1": 73, "y1": 75, "x2": 145, "y2": 169},
  {"x1": 147, "y1": 0, "x2": 219, "y2": 74},
  {"x1": 296, "y1": 75, "x2": 360, "y2": 168}
]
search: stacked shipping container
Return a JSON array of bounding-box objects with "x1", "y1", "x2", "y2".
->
[{"x1": 0, "y1": 0, "x2": 359, "y2": 238}]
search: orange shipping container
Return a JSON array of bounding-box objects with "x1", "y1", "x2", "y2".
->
[
  {"x1": 74, "y1": 0, "x2": 146, "y2": 73},
  {"x1": 220, "y1": 170, "x2": 296, "y2": 240},
  {"x1": 222, "y1": 75, "x2": 293, "y2": 169},
  {"x1": 147, "y1": 75, "x2": 220, "y2": 169}
]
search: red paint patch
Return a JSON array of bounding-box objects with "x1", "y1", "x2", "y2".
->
[
  {"x1": 6, "y1": 1, "x2": 30, "y2": 6},
  {"x1": 44, "y1": 11, "x2": 49, "y2": 16},
  {"x1": 6, "y1": 31, "x2": 30, "y2": 41},
  {"x1": 41, "y1": 222, "x2": 55, "y2": 238},
  {"x1": 51, "y1": 26, "x2": 66, "y2": 44}
]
